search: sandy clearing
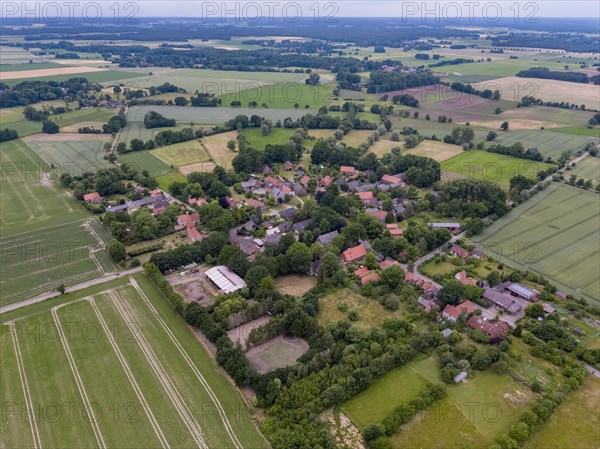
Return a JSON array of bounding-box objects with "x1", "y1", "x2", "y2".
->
[
  {"x1": 0, "y1": 66, "x2": 106, "y2": 81},
  {"x1": 22, "y1": 133, "x2": 110, "y2": 142}
]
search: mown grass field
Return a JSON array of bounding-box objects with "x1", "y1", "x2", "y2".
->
[
  {"x1": 0, "y1": 140, "x2": 114, "y2": 306},
  {"x1": 0, "y1": 275, "x2": 267, "y2": 449},
  {"x1": 118, "y1": 151, "x2": 173, "y2": 177},
  {"x1": 473, "y1": 183, "x2": 600, "y2": 305},
  {"x1": 220, "y1": 82, "x2": 335, "y2": 109},
  {"x1": 405, "y1": 139, "x2": 464, "y2": 162},
  {"x1": 441, "y1": 150, "x2": 555, "y2": 187},
  {"x1": 241, "y1": 127, "x2": 298, "y2": 150},
  {"x1": 151, "y1": 140, "x2": 211, "y2": 166},
  {"x1": 156, "y1": 172, "x2": 188, "y2": 191}
]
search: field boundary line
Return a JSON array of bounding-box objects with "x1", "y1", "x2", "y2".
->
[
  {"x1": 51, "y1": 301, "x2": 106, "y2": 449},
  {"x1": 107, "y1": 290, "x2": 208, "y2": 449},
  {"x1": 8, "y1": 322, "x2": 42, "y2": 449},
  {"x1": 129, "y1": 276, "x2": 244, "y2": 449},
  {"x1": 88, "y1": 296, "x2": 170, "y2": 449}
]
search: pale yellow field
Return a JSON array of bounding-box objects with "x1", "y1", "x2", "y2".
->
[
  {"x1": 473, "y1": 76, "x2": 600, "y2": 109},
  {"x1": 369, "y1": 139, "x2": 402, "y2": 157},
  {"x1": 178, "y1": 162, "x2": 216, "y2": 176},
  {"x1": 341, "y1": 130, "x2": 372, "y2": 147},
  {"x1": 0, "y1": 66, "x2": 106, "y2": 81},
  {"x1": 405, "y1": 139, "x2": 464, "y2": 162},
  {"x1": 200, "y1": 131, "x2": 238, "y2": 170}
]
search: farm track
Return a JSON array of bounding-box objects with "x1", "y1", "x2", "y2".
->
[
  {"x1": 129, "y1": 277, "x2": 244, "y2": 449},
  {"x1": 88, "y1": 296, "x2": 170, "y2": 449},
  {"x1": 8, "y1": 322, "x2": 42, "y2": 449},
  {"x1": 51, "y1": 301, "x2": 106, "y2": 449},
  {"x1": 108, "y1": 289, "x2": 208, "y2": 449}
]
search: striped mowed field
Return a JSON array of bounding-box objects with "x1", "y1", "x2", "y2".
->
[{"x1": 0, "y1": 275, "x2": 267, "y2": 449}]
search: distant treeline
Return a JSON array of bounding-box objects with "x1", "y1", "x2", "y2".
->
[
  {"x1": 492, "y1": 33, "x2": 600, "y2": 53},
  {"x1": 429, "y1": 58, "x2": 475, "y2": 68},
  {"x1": 516, "y1": 67, "x2": 590, "y2": 84},
  {"x1": 367, "y1": 71, "x2": 440, "y2": 93}
]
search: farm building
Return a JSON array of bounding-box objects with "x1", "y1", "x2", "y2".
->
[
  {"x1": 83, "y1": 192, "x2": 102, "y2": 203},
  {"x1": 467, "y1": 316, "x2": 510, "y2": 340},
  {"x1": 341, "y1": 243, "x2": 367, "y2": 264},
  {"x1": 205, "y1": 266, "x2": 247, "y2": 294},
  {"x1": 451, "y1": 245, "x2": 470, "y2": 258},
  {"x1": 340, "y1": 166, "x2": 356, "y2": 176},
  {"x1": 428, "y1": 222, "x2": 461, "y2": 232},
  {"x1": 483, "y1": 288, "x2": 522, "y2": 314},
  {"x1": 442, "y1": 301, "x2": 476, "y2": 322},
  {"x1": 506, "y1": 283, "x2": 540, "y2": 302}
]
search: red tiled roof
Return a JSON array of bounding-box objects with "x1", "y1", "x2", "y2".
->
[
  {"x1": 354, "y1": 267, "x2": 370, "y2": 278},
  {"x1": 342, "y1": 244, "x2": 367, "y2": 263},
  {"x1": 357, "y1": 191, "x2": 374, "y2": 200},
  {"x1": 340, "y1": 165, "x2": 356, "y2": 174},
  {"x1": 186, "y1": 227, "x2": 202, "y2": 241},
  {"x1": 443, "y1": 301, "x2": 476, "y2": 319},
  {"x1": 467, "y1": 316, "x2": 510, "y2": 339},
  {"x1": 320, "y1": 175, "x2": 333, "y2": 186},
  {"x1": 451, "y1": 245, "x2": 470, "y2": 258},
  {"x1": 455, "y1": 270, "x2": 476, "y2": 286},
  {"x1": 361, "y1": 272, "x2": 381, "y2": 285},
  {"x1": 83, "y1": 192, "x2": 101, "y2": 202},
  {"x1": 367, "y1": 210, "x2": 387, "y2": 221},
  {"x1": 149, "y1": 189, "x2": 162, "y2": 197},
  {"x1": 381, "y1": 174, "x2": 402, "y2": 184},
  {"x1": 247, "y1": 198, "x2": 265, "y2": 208},
  {"x1": 390, "y1": 228, "x2": 404, "y2": 238},
  {"x1": 386, "y1": 223, "x2": 399, "y2": 229},
  {"x1": 379, "y1": 259, "x2": 400, "y2": 270},
  {"x1": 300, "y1": 175, "x2": 310, "y2": 186}
]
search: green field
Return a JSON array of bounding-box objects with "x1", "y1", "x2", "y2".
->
[
  {"x1": 431, "y1": 59, "x2": 572, "y2": 80},
  {"x1": 569, "y1": 156, "x2": 600, "y2": 183},
  {"x1": 127, "y1": 105, "x2": 315, "y2": 124},
  {"x1": 342, "y1": 356, "x2": 433, "y2": 428},
  {"x1": 220, "y1": 82, "x2": 335, "y2": 109},
  {"x1": 441, "y1": 150, "x2": 555, "y2": 187},
  {"x1": 0, "y1": 140, "x2": 114, "y2": 306},
  {"x1": 473, "y1": 183, "x2": 600, "y2": 304},
  {"x1": 156, "y1": 172, "x2": 188, "y2": 191},
  {"x1": 118, "y1": 151, "x2": 173, "y2": 177},
  {"x1": 119, "y1": 123, "x2": 206, "y2": 146},
  {"x1": 151, "y1": 140, "x2": 211, "y2": 166},
  {"x1": 23, "y1": 138, "x2": 111, "y2": 175},
  {"x1": 0, "y1": 275, "x2": 267, "y2": 449},
  {"x1": 108, "y1": 68, "x2": 308, "y2": 95},
  {"x1": 489, "y1": 130, "x2": 597, "y2": 161},
  {"x1": 549, "y1": 126, "x2": 600, "y2": 138},
  {"x1": 3, "y1": 70, "x2": 141, "y2": 85},
  {"x1": 241, "y1": 127, "x2": 299, "y2": 150},
  {"x1": 0, "y1": 62, "x2": 64, "y2": 71}
]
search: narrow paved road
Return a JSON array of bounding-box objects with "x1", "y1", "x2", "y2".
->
[
  {"x1": 413, "y1": 230, "x2": 467, "y2": 273},
  {"x1": 0, "y1": 266, "x2": 144, "y2": 315}
]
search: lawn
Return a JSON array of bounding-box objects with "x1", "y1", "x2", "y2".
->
[
  {"x1": 151, "y1": 140, "x2": 211, "y2": 166},
  {"x1": 441, "y1": 150, "x2": 555, "y2": 187},
  {"x1": 245, "y1": 335, "x2": 309, "y2": 374},
  {"x1": 156, "y1": 172, "x2": 188, "y2": 191},
  {"x1": 0, "y1": 139, "x2": 114, "y2": 306},
  {"x1": 523, "y1": 377, "x2": 600, "y2": 449},
  {"x1": 220, "y1": 82, "x2": 336, "y2": 109},
  {"x1": 241, "y1": 127, "x2": 298, "y2": 150},
  {"x1": 472, "y1": 183, "x2": 600, "y2": 305},
  {"x1": 0, "y1": 275, "x2": 267, "y2": 449},
  {"x1": 317, "y1": 289, "x2": 406, "y2": 328},
  {"x1": 405, "y1": 139, "x2": 464, "y2": 162}
]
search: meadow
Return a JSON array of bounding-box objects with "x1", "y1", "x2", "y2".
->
[
  {"x1": 0, "y1": 140, "x2": 114, "y2": 306},
  {"x1": 220, "y1": 82, "x2": 335, "y2": 109},
  {"x1": 241, "y1": 127, "x2": 298, "y2": 150},
  {"x1": 118, "y1": 151, "x2": 173, "y2": 177},
  {"x1": 440, "y1": 150, "x2": 555, "y2": 187},
  {"x1": 0, "y1": 275, "x2": 267, "y2": 449},
  {"x1": 405, "y1": 139, "x2": 464, "y2": 162},
  {"x1": 151, "y1": 140, "x2": 211, "y2": 166},
  {"x1": 473, "y1": 183, "x2": 600, "y2": 304},
  {"x1": 569, "y1": 156, "x2": 600, "y2": 183}
]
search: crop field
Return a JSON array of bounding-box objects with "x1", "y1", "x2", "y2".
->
[
  {"x1": 3, "y1": 70, "x2": 140, "y2": 84},
  {"x1": 0, "y1": 66, "x2": 108, "y2": 81},
  {"x1": 488, "y1": 130, "x2": 597, "y2": 161},
  {"x1": 220, "y1": 83, "x2": 336, "y2": 109},
  {"x1": 473, "y1": 183, "x2": 600, "y2": 304},
  {"x1": 0, "y1": 46, "x2": 45, "y2": 65},
  {"x1": 405, "y1": 140, "x2": 464, "y2": 162},
  {"x1": 118, "y1": 151, "x2": 173, "y2": 177},
  {"x1": 151, "y1": 140, "x2": 211, "y2": 167},
  {"x1": 0, "y1": 140, "x2": 114, "y2": 306},
  {"x1": 473, "y1": 77, "x2": 600, "y2": 110},
  {"x1": 549, "y1": 126, "x2": 600, "y2": 137},
  {"x1": 0, "y1": 62, "x2": 63, "y2": 71},
  {"x1": 431, "y1": 58, "x2": 573, "y2": 80},
  {"x1": 108, "y1": 67, "x2": 308, "y2": 95},
  {"x1": 23, "y1": 137, "x2": 111, "y2": 176},
  {"x1": 127, "y1": 105, "x2": 315, "y2": 124},
  {"x1": 570, "y1": 156, "x2": 600, "y2": 183},
  {"x1": 0, "y1": 275, "x2": 267, "y2": 449},
  {"x1": 441, "y1": 150, "x2": 555, "y2": 187}
]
